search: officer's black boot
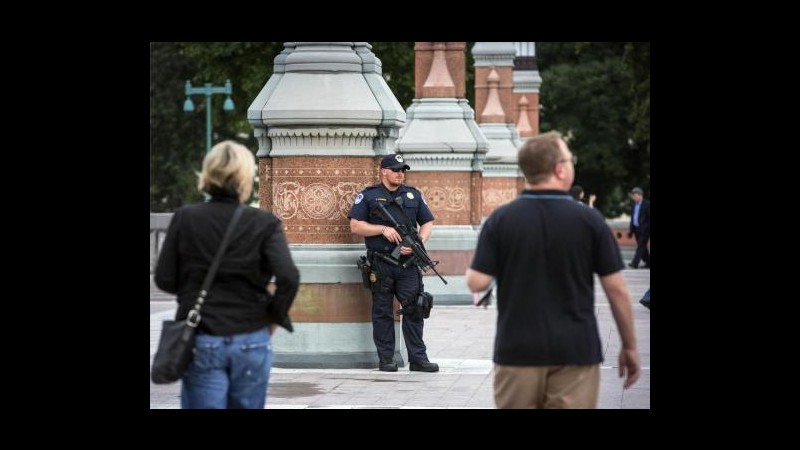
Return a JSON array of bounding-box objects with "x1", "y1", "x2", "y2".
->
[
  {"x1": 379, "y1": 357, "x2": 398, "y2": 372},
  {"x1": 409, "y1": 361, "x2": 439, "y2": 372}
]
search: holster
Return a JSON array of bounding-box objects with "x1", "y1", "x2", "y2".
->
[
  {"x1": 399, "y1": 291, "x2": 434, "y2": 320},
  {"x1": 367, "y1": 251, "x2": 399, "y2": 293},
  {"x1": 419, "y1": 291, "x2": 434, "y2": 319},
  {"x1": 357, "y1": 255, "x2": 374, "y2": 290}
]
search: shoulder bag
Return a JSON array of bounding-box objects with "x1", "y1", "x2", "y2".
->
[{"x1": 150, "y1": 205, "x2": 245, "y2": 384}]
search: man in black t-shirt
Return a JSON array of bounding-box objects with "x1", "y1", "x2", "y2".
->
[{"x1": 466, "y1": 131, "x2": 641, "y2": 408}]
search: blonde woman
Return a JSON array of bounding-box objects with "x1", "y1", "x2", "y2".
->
[{"x1": 155, "y1": 140, "x2": 299, "y2": 409}]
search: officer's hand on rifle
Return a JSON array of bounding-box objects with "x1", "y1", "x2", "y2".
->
[
  {"x1": 381, "y1": 226, "x2": 412, "y2": 255},
  {"x1": 381, "y1": 226, "x2": 401, "y2": 244}
]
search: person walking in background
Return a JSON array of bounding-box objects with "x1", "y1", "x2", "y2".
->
[
  {"x1": 465, "y1": 131, "x2": 640, "y2": 408},
  {"x1": 569, "y1": 184, "x2": 596, "y2": 208},
  {"x1": 155, "y1": 140, "x2": 300, "y2": 409},
  {"x1": 348, "y1": 154, "x2": 440, "y2": 373},
  {"x1": 628, "y1": 187, "x2": 650, "y2": 269}
]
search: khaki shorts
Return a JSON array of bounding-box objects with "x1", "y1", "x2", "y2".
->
[{"x1": 494, "y1": 363, "x2": 600, "y2": 408}]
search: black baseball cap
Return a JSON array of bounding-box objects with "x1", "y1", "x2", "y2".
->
[{"x1": 380, "y1": 154, "x2": 410, "y2": 170}]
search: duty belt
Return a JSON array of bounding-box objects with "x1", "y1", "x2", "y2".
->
[{"x1": 368, "y1": 250, "x2": 401, "y2": 267}]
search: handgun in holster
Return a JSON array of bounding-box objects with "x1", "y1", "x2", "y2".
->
[{"x1": 357, "y1": 255, "x2": 372, "y2": 289}]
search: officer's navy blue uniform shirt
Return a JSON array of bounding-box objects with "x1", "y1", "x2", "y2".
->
[{"x1": 348, "y1": 183, "x2": 434, "y2": 253}]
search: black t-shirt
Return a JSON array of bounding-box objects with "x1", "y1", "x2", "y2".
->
[{"x1": 470, "y1": 190, "x2": 624, "y2": 365}]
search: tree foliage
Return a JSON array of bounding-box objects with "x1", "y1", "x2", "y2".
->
[
  {"x1": 151, "y1": 42, "x2": 415, "y2": 212},
  {"x1": 537, "y1": 42, "x2": 650, "y2": 217},
  {"x1": 151, "y1": 42, "x2": 649, "y2": 218},
  {"x1": 370, "y1": 42, "x2": 415, "y2": 109},
  {"x1": 150, "y1": 42, "x2": 205, "y2": 211},
  {"x1": 150, "y1": 42, "x2": 284, "y2": 211}
]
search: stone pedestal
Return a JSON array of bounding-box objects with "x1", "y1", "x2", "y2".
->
[
  {"x1": 271, "y1": 244, "x2": 405, "y2": 368},
  {"x1": 473, "y1": 42, "x2": 524, "y2": 219},
  {"x1": 395, "y1": 42, "x2": 488, "y2": 281},
  {"x1": 248, "y1": 42, "x2": 406, "y2": 368},
  {"x1": 512, "y1": 42, "x2": 542, "y2": 138}
]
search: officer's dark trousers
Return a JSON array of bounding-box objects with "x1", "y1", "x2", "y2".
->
[{"x1": 372, "y1": 259, "x2": 428, "y2": 364}]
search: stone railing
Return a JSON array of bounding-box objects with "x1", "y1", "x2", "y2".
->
[{"x1": 150, "y1": 213, "x2": 173, "y2": 273}]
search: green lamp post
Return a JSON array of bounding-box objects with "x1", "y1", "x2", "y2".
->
[{"x1": 183, "y1": 79, "x2": 235, "y2": 153}]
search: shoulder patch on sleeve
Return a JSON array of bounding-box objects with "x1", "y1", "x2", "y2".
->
[
  {"x1": 406, "y1": 186, "x2": 427, "y2": 205},
  {"x1": 354, "y1": 193, "x2": 364, "y2": 204}
]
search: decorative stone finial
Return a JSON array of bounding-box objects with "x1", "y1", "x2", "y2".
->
[
  {"x1": 422, "y1": 43, "x2": 456, "y2": 98},
  {"x1": 516, "y1": 95, "x2": 533, "y2": 137},
  {"x1": 480, "y1": 68, "x2": 505, "y2": 123}
]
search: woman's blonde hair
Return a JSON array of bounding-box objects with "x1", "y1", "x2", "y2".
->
[{"x1": 197, "y1": 140, "x2": 255, "y2": 203}]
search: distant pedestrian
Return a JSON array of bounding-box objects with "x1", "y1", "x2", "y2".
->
[
  {"x1": 466, "y1": 131, "x2": 640, "y2": 408},
  {"x1": 628, "y1": 187, "x2": 650, "y2": 269},
  {"x1": 569, "y1": 184, "x2": 596, "y2": 208},
  {"x1": 155, "y1": 140, "x2": 300, "y2": 409}
]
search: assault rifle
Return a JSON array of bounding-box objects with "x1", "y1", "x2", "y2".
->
[{"x1": 375, "y1": 199, "x2": 447, "y2": 285}]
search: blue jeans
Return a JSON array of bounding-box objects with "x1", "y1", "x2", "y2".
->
[{"x1": 181, "y1": 327, "x2": 273, "y2": 409}]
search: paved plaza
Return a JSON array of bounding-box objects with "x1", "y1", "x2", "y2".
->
[{"x1": 150, "y1": 268, "x2": 650, "y2": 409}]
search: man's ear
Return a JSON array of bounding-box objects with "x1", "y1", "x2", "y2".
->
[{"x1": 553, "y1": 162, "x2": 567, "y2": 181}]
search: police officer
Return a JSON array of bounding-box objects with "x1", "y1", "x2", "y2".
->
[{"x1": 348, "y1": 154, "x2": 439, "y2": 372}]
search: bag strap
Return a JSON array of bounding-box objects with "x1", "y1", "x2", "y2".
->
[{"x1": 186, "y1": 204, "x2": 246, "y2": 327}]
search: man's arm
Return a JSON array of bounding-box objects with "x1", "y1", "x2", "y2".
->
[
  {"x1": 350, "y1": 218, "x2": 389, "y2": 239},
  {"x1": 417, "y1": 221, "x2": 433, "y2": 245},
  {"x1": 599, "y1": 271, "x2": 641, "y2": 389},
  {"x1": 465, "y1": 268, "x2": 493, "y2": 293}
]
